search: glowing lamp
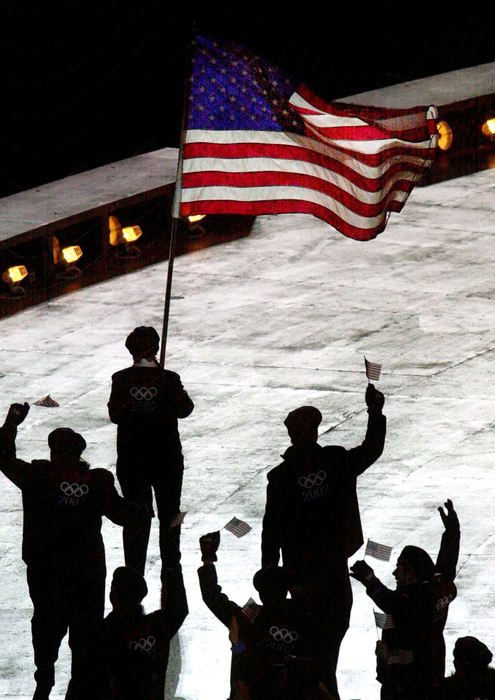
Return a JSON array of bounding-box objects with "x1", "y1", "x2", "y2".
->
[
  {"x1": 482, "y1": 118, "x2": 495, "y2": 137},
  {"x1": 437, "y1": 121, "x2": 453, "y2": 151},
  {"x1": 1, "y1": 265, "x2": 28, "y2": 296},
  {"x1": 109, "y1": 216, "x2": 142, "y2": 258},
  {"x1": 4, "y1": 265, "x2": 28, "y2": 284},
  {"x1": 62, "y1": 245, "x2": 83, "y2": 264},
  {"x1": 188, "y1": 214, "x2": 206, "y2": 223},
  {"x1": 122, "y1": 225, "x2": 142, "y2": 243}
]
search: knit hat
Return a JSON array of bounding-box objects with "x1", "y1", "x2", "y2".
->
[
  {"x1": 253, "y1": 566, "x2": 289, "y2": 598},
  {"x1": 284, "y1": 406, "x2": 322, "y2": 434},
  {"x1": 125, "y1": 326, "x2": 160, "y2": 359},
  {"x1": 399, "y1": 545, "x2": 435, "y2": 581},
  {"x1": 48, "y1": 428, "x2": 86, "y2": 458},
  {"x1": 454, "y1": 636, "x2": 493, "y2": 669},
  {"x1": 111, "y1": 566, "x2": 148, "y2": 604}
]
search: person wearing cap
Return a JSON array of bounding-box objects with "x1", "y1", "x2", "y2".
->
[
  {"x1": 436, "y1": 635, "x2": 495, "y2": 699},
  {"x1": 0, "y1": 402, "x2": 149, "y2": 700},
  {"x1": 350, "y1": 499, "x2": 461, "y2": 700},
  {"x1": 98, "y1": 565, "x2": 188, "y2": 699},
  {"x1": 260, "y1": 384, "x2": 386, "y2": 698},
  {"x1": 197, "y1": 531, "x2": 325, "y2": 699},
  {"x1": 108, "y1": 326, "x2": 194, "y2": 581}
]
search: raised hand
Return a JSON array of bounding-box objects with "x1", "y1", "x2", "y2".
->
[{"x1": 199, "y1": 530, "x2": 220, "y2": 562}]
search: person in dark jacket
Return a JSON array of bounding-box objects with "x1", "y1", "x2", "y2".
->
[
  {"x1": 261, "y1": 383, "x2": 386, "y2": 697},
  {"x1": 99, "y1": 565, "x2": 188, "y2": 699},
  {"x1": 107, "y1": 326, "x2": 194, "y2": 581},
  {"x1": 0, "y1": 402, "x2": 149, "y2": 700},
  {"x1": 435, "y1": 636, "x2": 495, "y2": 700},
  {"x1": 350, "y1": 499, "x2": 460, "y2": 700},
  {"x1": 198, "y1": 531, "x2": 326, "y2": 699}
]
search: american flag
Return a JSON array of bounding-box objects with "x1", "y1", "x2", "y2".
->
[
  {"x1": 365, "y1": 357, "x2": 382, "y2": 381},
  {"x1": 365, "y1": 538, "x2": 393, "y2": 561},
  {"x1": 180, "y1": 35, "x2": 439, "y2": 241},
  {"x1": 224, "y1": 517, "x2": 252, "y2": 538},
  {"x1": 374, "y1": 611, "x2": 395, "y2": 630},
  {"x1": 34, "y1": 394, "x2": 59, "y2": 407},
  {"x1": 241, "y1": 597, "x2": 261, "y2": 622}
]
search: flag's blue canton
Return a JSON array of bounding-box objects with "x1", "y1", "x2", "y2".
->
[{"x1": 188, "y1": 36, "x2": 303, "y2": 133}]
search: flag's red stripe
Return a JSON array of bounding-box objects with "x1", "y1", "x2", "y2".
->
[
  {"x1": 181, "y1": 198, "x2": 401, "y2": 241},
  {"x1": 302, "y1": 121, "x2": 432, "y2": 143},
  {"x1": 183, "y1": 141, "x2": 434, "y2": 170},
  {"x1": 296, "y1": 83, "x2": 432, "y2": 120},
  {"x1": 183, "y1": 161, "x2": 423, "y2": 199}
]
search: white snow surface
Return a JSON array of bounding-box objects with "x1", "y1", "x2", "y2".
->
[{"x1": 0, "y1": 168, "x2": 494, "y2": 699}]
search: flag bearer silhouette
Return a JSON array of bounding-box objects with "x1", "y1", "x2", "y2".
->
[
  {"x1": 108, "y1": 326, "x2": 193, "y2": 581},
  {"x1": 0, "y1": 402, "x2": 149, "y2": 700},
  {"x1": 99, "y1": 565, "x2": 188, "y2": 699},
  {"x1": 261, "y1": 384, "x2": 386, "y2": 698}
]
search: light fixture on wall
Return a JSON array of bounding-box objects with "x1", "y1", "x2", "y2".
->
[
  {"x1": 109, "y1": 216, "x2": 142, "y2": 258},
  {"x1": 53, "y1": 237, "x2": 83, "y2": 278},
  {"x1": 1, "y1": 265, "x2": 28, "y2": 295}
]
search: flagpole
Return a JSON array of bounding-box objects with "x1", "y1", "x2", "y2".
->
[
  {"x1": 159, "y1": 34, "x2": 194, "y2": 368},
  {"x1": 159, "y1": 153, "x2": 183, "y2": 368}
]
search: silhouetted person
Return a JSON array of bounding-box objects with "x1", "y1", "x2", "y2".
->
[
  {"x1": 198, "y1": 531, "x2": 325, "y2": 699},
  {"x1": 261, "y1": 384, "x2": 386, "y2": 697},
  {"x1": 0, "y1": 402, "x2": 149, "y2": 700},
  {"x1": 436, "y1": 636, "x2": 495, "y2": 699},
  {"x1": 108, "y1": 326, "x2": 193, "y2": 581},
  {"x1": 99, "y1": 565, "x2": 188, "y2": 699},
  {"x1": 351, "y1": 499, "x2": 460, "y2": 700}
]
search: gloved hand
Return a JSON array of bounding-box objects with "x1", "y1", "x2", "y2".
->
[
  {"x1": 350, "y1": 559, "x2": 375, "y2": 585},
  {"x1": 5, "y1": 402, "x2": 30, "y2": 426},
  {"x1": 438, "y1": 499, "x2": 459, "y2": 532},
  {"x1": 200, "y1": 531, "x2": 220, "y2": 563},
  {"x1": 365, "y1": 384, "x2": 385, "y2": 412}
]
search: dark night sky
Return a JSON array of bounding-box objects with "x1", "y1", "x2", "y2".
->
[{"x1": 2, "y1": 4, "x2": 494, "y2": 198}]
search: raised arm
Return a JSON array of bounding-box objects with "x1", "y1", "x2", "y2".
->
[
  {"x1": 346, "y1": 384, "x2": 386, "y2": 476},
  {"x1": 0, "y1": 403, "x2": 32, "y2": 489},
  {"x1": 197, "y1": 531, "x2": 242, "y2": 627},
  {"x1": 436, "y1": 499, "x2": 460, "y2": 582}
]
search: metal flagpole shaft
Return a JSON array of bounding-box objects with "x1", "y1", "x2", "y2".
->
[
  {"x1": 159, "y1": 151, "x2": 183, "y2": 368},
  {"x1": 159, "y1": 33, "x2": 195, "y2": 367}
]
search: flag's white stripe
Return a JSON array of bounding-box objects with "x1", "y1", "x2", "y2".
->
[
  {"x1": 185, "y1": 129, "x2": 435, "y2": 157},
  {"x1": 184, "y1": 159, "x2": 422, "y2": 207},
  {"x1": 290, "y1": 93, "x2": 438, "y2": 132},
  {"x1": 181, "y1": 184, "x2": 407, "y2": 229},
  {"x1": 183, "y1": 154, "x2": 430, "y2": 190}
]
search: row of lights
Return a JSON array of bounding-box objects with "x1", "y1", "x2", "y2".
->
[
  {"x1": 1, "y1": 214, "x2": 206, "y2": 296},
  {"x1": 437, "y1": 117, "x2": 495, "y2": 151}
]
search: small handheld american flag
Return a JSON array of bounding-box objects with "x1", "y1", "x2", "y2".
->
[
  {"x1": 374, "y1": 611, "x2": 395, "y2": 629},
  {"x1": 34, "y1": 395, "x2": 60, "y2": 407},
  {"x1": 224, "y1": 517, "x2": 252, "y2": 538},
  {"x1": 364, "y1": 357, "x2": 382, "y2": 382},
  {"x1": 365, "y1": 538, "x2": 393, "y2": 562}
]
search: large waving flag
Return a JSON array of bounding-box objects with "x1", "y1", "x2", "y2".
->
[{"x1": 180, "y1": 35, "x2": 438, "y2": 241}]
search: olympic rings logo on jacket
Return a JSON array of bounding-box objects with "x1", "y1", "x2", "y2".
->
[
  {"x1": 269, "y1": 626, "x2": 299, "y2": 644},
  {"x1": 59, "y1": 482, "x2": 90, "y2": 499},
  {"x1": 298, "y1": 471, "x2": 326, "y2": 489},
  {"x1": 129, "y1": 635, "x2": 156, "y2": 654},
  {"x1": 130, "y1": 387, "x2": 158, "y2": 401}
]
